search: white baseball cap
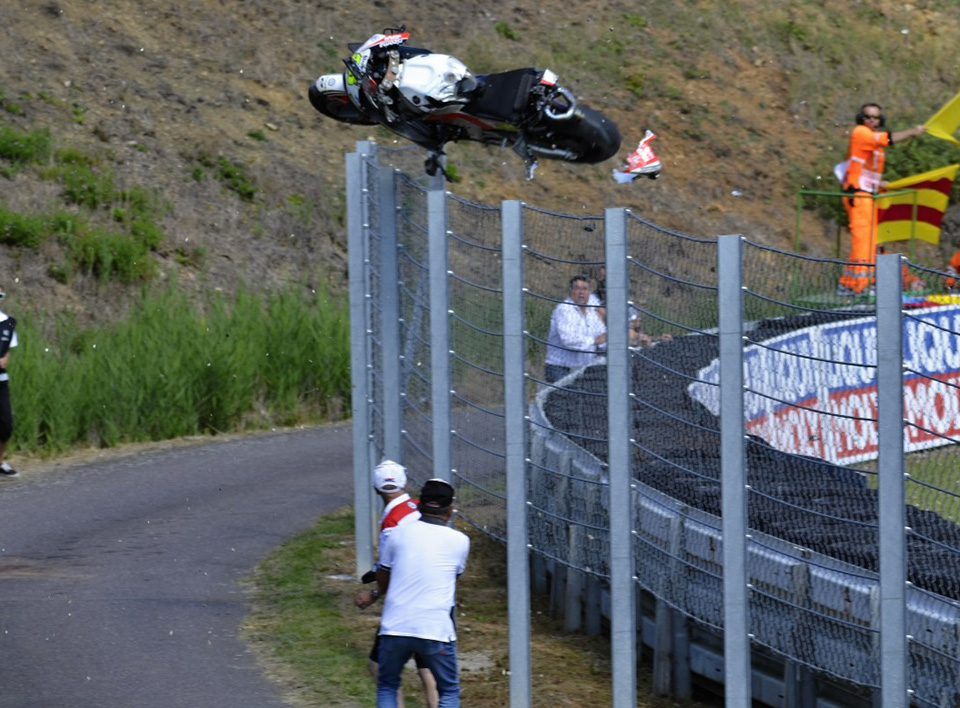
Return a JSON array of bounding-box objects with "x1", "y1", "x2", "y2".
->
[{"x1": 373, "y1": 459, "x2": 407, "y2": 492}]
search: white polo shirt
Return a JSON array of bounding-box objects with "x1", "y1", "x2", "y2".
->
[
  {"x1": 378, "y1": 518, "x2": 470, "y2": 643},
  {"x1": 544, "y1": 295, "x2": 606, "y2": 369}
]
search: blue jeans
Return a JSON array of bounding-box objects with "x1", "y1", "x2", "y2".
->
[{"x1": 377, "y1": 634, "x2": 459, "y2": 708}]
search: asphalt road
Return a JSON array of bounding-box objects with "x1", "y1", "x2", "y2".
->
[{"x1": 0, "y1": 424, "x2": 354, "y2": 708}]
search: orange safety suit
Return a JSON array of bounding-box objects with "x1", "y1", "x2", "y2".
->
[{"x1": 839, "y1": 124, "x2": 891, "y2": 293}]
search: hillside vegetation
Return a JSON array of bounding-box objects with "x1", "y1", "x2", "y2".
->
[{"x1": 2, "y1": 0, "x2": 960, "y2": 328}]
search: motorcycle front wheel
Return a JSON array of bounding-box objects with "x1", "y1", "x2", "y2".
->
[{"x1": 528, "y1": 105, "x2": 621, "y2": 164}]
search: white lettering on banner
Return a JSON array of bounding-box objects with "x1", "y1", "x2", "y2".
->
[
  {"x1": 687, "y1": 305, "x2": 960, "y2": 464},
  {"x1": 903, "y1": 373, "x2": 960, "y2": 441}
]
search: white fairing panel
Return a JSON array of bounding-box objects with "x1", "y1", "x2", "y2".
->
[
  {"x1": 315, "y1": 74, "x2": 345, "y2": 93},
  {"x1": 396, "y1": 54, "x2": 472, "y2": 112}
]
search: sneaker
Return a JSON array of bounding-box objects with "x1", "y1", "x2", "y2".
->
[
  {"x1": 0, "y1": 461, "x2": 18, "y2": 478},
  {"x1": 625, "y1": 130, "x2": 661, "y2": 177}
]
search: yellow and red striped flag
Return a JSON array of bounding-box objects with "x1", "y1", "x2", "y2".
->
[{"x1": 876, "y1": 164, "x2": 958, "y2": 245}]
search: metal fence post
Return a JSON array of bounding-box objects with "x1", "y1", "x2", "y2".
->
[
  {"x1": 606, "y1": 207, "x2": 637, "y2": 708},
  {"x1": 427, "y1": 188, "x2": 452, "y2": 481},
  {"x1": 378, "y1": 166, "x2": 402, "y2": 461},
  {"x1": 503, "y1": 200, "x2": 532, "y2": 708},
  {"x1": 349, "y1": 140, "x2": 375, "y2": 577},
  {"x1": 877, "y1": 253, "x2": 907, "y2": 708},
  {"x1": 718, "y1": 233, "x2": 751, "y2": 707}
]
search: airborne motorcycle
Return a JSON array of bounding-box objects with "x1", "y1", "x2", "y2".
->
[{"x1": 308, "y1": 27, "x2": 622, "y2": 179}]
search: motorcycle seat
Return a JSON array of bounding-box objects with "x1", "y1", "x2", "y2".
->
[{"x1": 469, "y1": 68, "x2": 539, "y2": 123}]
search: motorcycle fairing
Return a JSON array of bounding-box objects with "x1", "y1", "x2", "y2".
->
[
  {"x1": 308, "y1": 74, "x2": 377, "y2": 125},
  {"x1": 395, "y1": 54, "x2": 474, "y2": 113}
]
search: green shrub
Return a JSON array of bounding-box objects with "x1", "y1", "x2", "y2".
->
[
  {"x1": 494, "y1": 21, "x2": 518, "y2": 41},
  {"x1": 55, "y1": 161, "x2": 115, "y2": 210},
  {"x1": 118, "y1": 185, "x2": 158, "y2": 218},
  {"x1": 66, "y1": 228, "x2": 155, "y2": 282},
  {"x1": 0, "y1": 210, "x2": 51, "y2": 247},
  {"x1": 174, "y1": 245, "x2": 206, "y2": 267},
  {"x1": 0, "y1": 124, "x2": 51, "y2": 166},
  {"x1": 0, "y1": 207, "x2": 81, "y2": 247},
  {"x1": 196, "y1": 152, "x2": 258, "y2": 202},
  {"x1": 47, "y1": 263, "x2": 69, "y2": 283},
  {"x1": 129, "y1": 217, "x2": 165, "y2": 250},
  {"x1": 54, "y1": 146, "x2": 93, "y2": 166},
  {"x1": 215, "y1": 156, "x2": 257, "y2": 201},
  {"x1": 624, "y1": 72, "x2": 645, "y2": 96}
]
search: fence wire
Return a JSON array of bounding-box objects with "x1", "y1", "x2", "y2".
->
[
  {"x1": 357, "y1": 144, "x2": 960, "y2": 708},
  {"x1": 446, "y1": 195, "x2": 507, "y2": 539},
  {"x1": 396, "y1": 173, "x2": 433, "y2": 490}
]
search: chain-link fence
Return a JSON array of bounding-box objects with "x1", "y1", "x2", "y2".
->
[{"x1": 347, "y1": 142, "x2": 960, "y2": 708}]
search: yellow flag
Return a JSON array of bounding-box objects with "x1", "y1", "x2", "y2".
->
[
  {"x1": 925, "y1": 90, "x2": 960, "y2": 146},
  {"x1": 875, "y1": 164, "x2": 959, "y2": 245}
]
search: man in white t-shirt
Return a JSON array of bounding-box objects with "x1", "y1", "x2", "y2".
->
[
  {"x1": 365, "y1": 478, "x2": 470, "y2": 708},
  {"x1": 544, "y1": 274, "x2": 607, "y2": 383}
]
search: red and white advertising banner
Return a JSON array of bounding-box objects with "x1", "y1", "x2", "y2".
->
[{"x1": 688, "y1": 305, "x2": 960, "y2": 464}]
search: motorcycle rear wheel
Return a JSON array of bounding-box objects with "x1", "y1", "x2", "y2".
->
[{"x1": 529, "y1": 105, "x2": 621, "y2": 164}]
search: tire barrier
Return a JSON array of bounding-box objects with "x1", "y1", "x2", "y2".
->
[{"x1": 533, "y1": 314, "x2": 960, "y2": 708}]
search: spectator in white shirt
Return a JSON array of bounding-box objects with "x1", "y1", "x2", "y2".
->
[
  {"x1": 361, "y1": 478, "x2": 470, "y2": 708},
  {"x1": 544, "y1": 274, "x2": 607, "y2": 383}
]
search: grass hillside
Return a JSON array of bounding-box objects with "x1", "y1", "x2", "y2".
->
[{"x1": 2, "y1": 0, "x2": 960, "y2": 327}]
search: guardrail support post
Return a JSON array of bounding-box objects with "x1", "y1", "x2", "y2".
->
[
  {"x1": 606, "y1": 207, "x2": 637, "y2": 708},
  {"x1": 503, "y1": 200, "x2": 533, "y2": 708},
  {"x1": 877, "y1": 253, "x2": 907, "y2": 708},
  {"x1": 718, "y1": 233, "x2": 751, "y2": 707}
]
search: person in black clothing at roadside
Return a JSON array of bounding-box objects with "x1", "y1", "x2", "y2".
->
[{"x1": 0, "y1": 286, "x2": 18, "y2": 478}]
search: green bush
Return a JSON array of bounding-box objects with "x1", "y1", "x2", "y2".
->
[
  {"x1": 0, "y1": 124, "x2": 51, "y2": 166},
  {"x1": 65, "y1": 228, "x2": 156, "y2": 282},
  {"x1": 494, "y1": 22, "x2": 519, "y2": 41},
  {"x1": 0, "y1": 207, "x2": 81, "y2": 247},
  {"x1": 57, "y1": 162, "x2": 116, "y2": 209},
  {"x1": 196, "y1": 152, "x2": 258, "y2": 202}
]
